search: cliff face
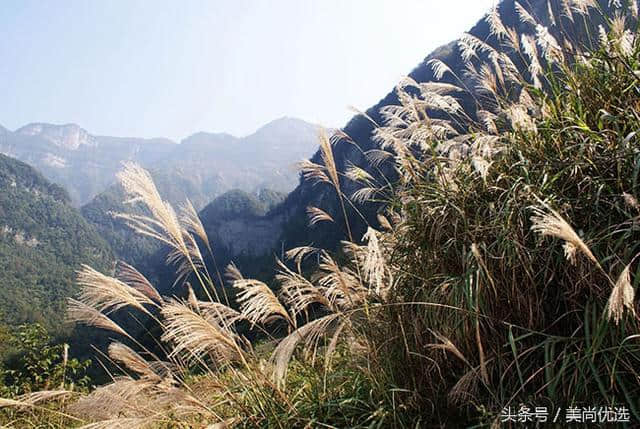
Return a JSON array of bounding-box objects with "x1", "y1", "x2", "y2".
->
[{"x1": 231, "y1": 0, "x2": 624, "y2": 257}]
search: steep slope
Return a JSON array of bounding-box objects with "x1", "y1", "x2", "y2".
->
[
  {"x1": 199, "y1": 188, "x2": 286, "y2": 258},
  {"x1": 226, "y1": 0, "x2": 617, "y2": 257},
  {"x1": 1, "y1": 117, "x2": 318, "y2": 207},
  {"x1": 0, "y1": 154, "x2": 112, "y2": 332}
]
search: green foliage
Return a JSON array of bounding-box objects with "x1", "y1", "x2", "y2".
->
[
  {"x1": 0, "y1": 155, "x2": 112, "y2": 333},
  {"x1": 0, "y1": 324, "x2": 90, "y2": 397},
  {"x1": 80, "y1": 184, "x2": 162, "y2": 277}
]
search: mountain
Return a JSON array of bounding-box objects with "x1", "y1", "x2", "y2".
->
[
  {"x1": 155, "y1": 117, "x2": 319, "y2": 207},
  {"x1": 208, "y1": 0, "x2": 616, "y2": 259},
  {"x1": 0, "y1": 154, "x2": 112, "y2": 332},
  {"x1": 0, "y1": 117, "x2": 318, "y2": 207},
  {"x1": 199, "y1": 188, "x2": 287, "y2": 258},
  {"x1": 0, "y1": 123, "x2": 177, "y2": 206}
]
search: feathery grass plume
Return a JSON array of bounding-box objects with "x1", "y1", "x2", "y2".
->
[
  {"x1": 507, "y1": 105, "x2": 537, "y2": 133},
  {"x1": 180, "y1": 199, "x2": 228, "y2": 302},
  {"x1": 318, "y1": 130, "x2": 341, "y2": 192},
  {"x1": 521, "y1": 34, "x2": 543, "y2": 89},
  {"x1": 115, "y1": 261, "x2": 163, "y2": 304},
  {"x1": 570, "y1": 0, "x2": 598, "y2": 16},
  {"x1": 2, "y1": 390, "x2": 75, "y2": 408},
  {"x1": 459, "y1": 33, "x2": 499, "y2": 64},
  {"x1": 623, "y1": 192, "x2": 640, "y2": 212},
  {"x1": 515, "y1": 1, "x2": 537, "y2": 26},
  {"x1": 114, "y1": 163, "x2": 212, "y2": 295},
  {"x1": 197, "y1": 301, "x2": 245, "y2": 331},
  {"x1": 606, "y1": 263, "x2": 636, "y2": 324},
  {"x1": 298, "y1": 159, "x2": 331, "y2": 185},
  {"x1": 427, "y1": 331, "x2": 470, "y2": 366},
  {"x1": 0, "y1": 397, "x2": 24, "y2": 408},
  {"x1": 233, "y1": 278, "x2": 294, "y2": 328},
  {"x1": 360, "y1": 228, "x2": 389, "y2": 297},
  {"x1": 108, "y1": 342, "x2": 161, "y2": 380},
  {"x1": 271, "y1": 313, "x2": 342, "y2": 386},
  {"x1": 559, "y1": 0, "x2": 574, "y2": 20},
  {"x1": 285, "y1": 246, "x2": 319, "y2": 271},
  {"x1": 478, "y1": 110, "x2": 499, "y2": 134},
  {"x1": 170, "y1": 232, "x2": 217, "y2": 301},
  {"x1": 536, "y1": 24, "x2": 564, "y2": 63},
  {"x1": 180, "y1": 199, "x2": 210, "y2": 250},
  {"x1": 351, "y1": 187, "x2": 379, "y2": 204},
  {"x1": 115, "y1": 163, "x2": 189, "y2": 259},
  {"x1": 224, "y1": 262, "x2": 243, "y2": 282},
  {"x1": 318, "y1": 252, "x2": 366, "y2": 309},
  {"x1": 417, "y1": 81, "x2": 463, "y2": 95},
  {"x1": 70, "y1": 377, "x2": 153, "y2": 419},
  {"x1": 427, "y1": 59, "x2": 454, "y2": 80},
  {"x1": 307, "y1": 206, "x2": 334, "y2": 226},
  {"x1": 345, "y1": 163, "x2": 374, "y2": 183},
  {"x1": 161, "y1": 299, "x2": 241, "y2": 365},
  {"x1": 486, "y1": 6, "x2": 508, "y2": 40},
  {"x1": 448, "y1": 369, "x2": 480, "y2": 405},
  {"x1": 276, "y1": 259, "x2": 333, "y2": 317},
  {"x1": 67, "y1": 298, "x2": 133, "y2": 340},
  {"x1": 76, "y1": 264, "x2": 154, "y2": 315},
  {"x1": 530, "y1": 205, "x2": 598, "y2": 264},
  {"x1": 365, "y1": 148, "x2": 394, "y2": 167}
]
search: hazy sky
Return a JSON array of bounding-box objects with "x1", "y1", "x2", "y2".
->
[{"x1": 1, "y1": 0, "x2": 495, "y2": 141}]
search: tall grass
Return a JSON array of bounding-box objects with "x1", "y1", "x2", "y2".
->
[{"x1": 3, "y1": 1, "x2": 640, "y2": 427}]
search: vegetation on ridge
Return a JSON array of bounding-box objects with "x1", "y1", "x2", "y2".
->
[{"x1": 3, "y1": 1, "x2": 640, "y2": 427}]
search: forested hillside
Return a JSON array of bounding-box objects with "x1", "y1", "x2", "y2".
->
[{"x1": 0, "y1": 154, "x2": 112, "y2": 331}]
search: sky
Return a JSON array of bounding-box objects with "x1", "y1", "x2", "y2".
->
[{"x1": 0, "y1": 0, "x2": 496, "y2": 141}]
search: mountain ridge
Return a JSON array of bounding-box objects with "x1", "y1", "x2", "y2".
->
[
  {"x1": 217, "y1": 0, "x2": 614, "y2": 257},
  {"x1": 1, "y1": 116, "x2": 319, "y2": 206}
]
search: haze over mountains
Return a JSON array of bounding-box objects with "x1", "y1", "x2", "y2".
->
[{"x1": 0, "y1": 117, "x2": 319, "y2": 208}]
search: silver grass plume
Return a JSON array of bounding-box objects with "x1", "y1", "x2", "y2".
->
[
  {"x1": 271, "y1": 313, "x2": 342, "y2": 386},
  {"x1": 606, "y1": 263, "x2": 636, "y2": 324},
  {"x1": 76, "y1": 264, "x2": 155, "y2": 315},
  {"x1": 276, "y1": 259, "x2": 333, "y2": 317},
  {"x1": 161, "y1": 299, "x2": 241, "y2": 364},
  {"x1": 307, "y1": 206, "x2": 334, "y2": 226},
  {"x1": 67, "y1": 298, "x2": 133, "y2": 340},
  {"x1": 233, "y1": 278, "x2": 294, "y2": 327},
  {"x1": 530, "y1": 205, "x2": 598, "y2": 265}
]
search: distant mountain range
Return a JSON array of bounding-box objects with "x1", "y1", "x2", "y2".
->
[{"x1": 0, "y1": 117, "x2": 319, "y2": 208}]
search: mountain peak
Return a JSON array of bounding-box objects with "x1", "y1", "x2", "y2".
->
[
  {"x1": 181, "y1": 131, "x2": 239, "y2": 146},
  {"x1": 252, "y1": 117, "x2": 318, "y2": 135},
  {"x1": 15, "y1": 122, "x2": 97, "y2": 150}
]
